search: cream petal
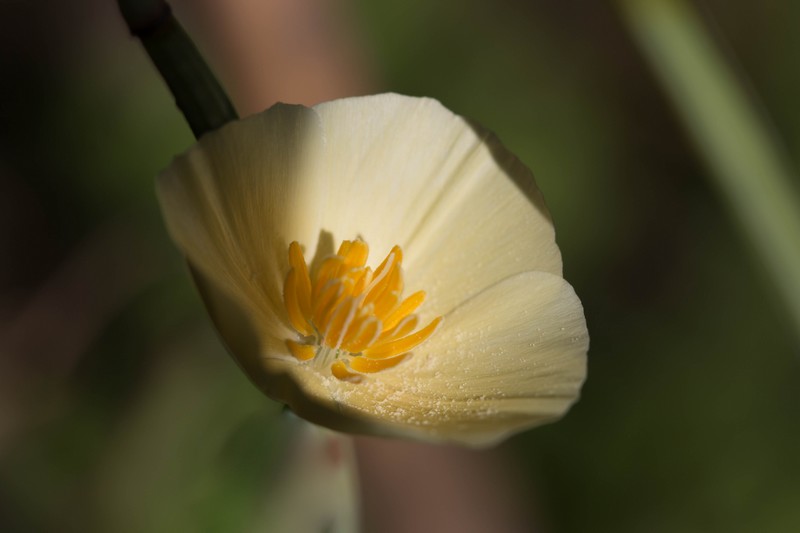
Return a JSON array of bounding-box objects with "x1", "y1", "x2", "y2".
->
[
  {"x1": 269, "y1": 271, "x2": 587, "y2": 447},
  {"x1": 157, "y1": 103, "x2": 326, "y2": 335},
  {"x1": 189, "y1": 266, "x2": 291, "y2": 383},
  {"x1": 311, "y1": 94, "x2": 561, "y2": 317},
  {"x1": 156, "y1": 94, "x2": 586, "y2": 446},
  {"x1": 158, "y1": 94, "x2": 559, "y2": 324}
]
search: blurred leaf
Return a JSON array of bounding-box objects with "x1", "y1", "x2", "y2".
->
[{"x1": 619, "y1": 0, "x2": 800, "y2": 337}]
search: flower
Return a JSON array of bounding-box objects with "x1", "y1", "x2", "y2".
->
[{"x1": 157, "y1": 93, "x2": 588, "y2": 447}]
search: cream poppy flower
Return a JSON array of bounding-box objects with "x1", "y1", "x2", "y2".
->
[{"x1": 156, "y1": 93, "x2": 588, "y2": 447}]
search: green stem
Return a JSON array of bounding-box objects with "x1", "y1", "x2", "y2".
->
[
  {"x1": 117, "y1": 0, "x2": 238, "y2": 138},
  {"x1": 619, "y1": 0, "x2": 800, "y2": 337}
]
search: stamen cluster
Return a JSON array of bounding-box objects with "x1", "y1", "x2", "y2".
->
[{"x1": 283, "y1": 239, "x2": 442, "y2": 382}]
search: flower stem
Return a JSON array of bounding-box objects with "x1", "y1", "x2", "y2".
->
[
  {"x1": 117, "y1": 0, "x2": 238, "y2": 138},
  {"x1": 619, "y1": 0, "x2": 800, "y2": 337}
]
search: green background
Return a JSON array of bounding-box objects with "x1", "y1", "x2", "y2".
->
[{"x1": 1, "y1": 1, "x2": 798, "y2": 531}]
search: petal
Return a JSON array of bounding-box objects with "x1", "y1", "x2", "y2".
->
[
  {"x1": 312, "y1": 94, "x2": 562, "y2": 316},
  {"x1": 268, "y1": 271, "x2": 587, "y2": 447},
  {"x1": 156, "y1": 94, "x2": 585, "y2": 447},
  {"x1": 157, "y1": 103, "x2": 326, "y2": 338},
  {"x1": 158, "y1": 94, "x2": 559, "y2": 338}
]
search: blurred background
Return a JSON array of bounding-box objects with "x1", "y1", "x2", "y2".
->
[{"x1": 1, "y1": 0, "x2": 799, "y2": 531}]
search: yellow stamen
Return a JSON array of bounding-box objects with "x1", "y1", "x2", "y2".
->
[
  {"x1": 343, "y1": 316, "x2": 381, "y2": 353},
  {"x1": 323, "y1": 297, "x2": 358, "y2": 349},
  {"x1": 336, "y1": 240, "x2": 353, "y2": 257},
  {"x1": 350, "y1": 353, "x2": 409, "y2": 373},
  {"x1": 331, "y1": 360, "x2": 363, "y2": 383},
  {"x1": 284, "y1": 269, "x2": 313, "y2": 336},
  {"x1": 282, "y1": 239, "x2": 442, "y2": 381},
  {"x1": 384, "y1": 291, "x2": 426, "y2": 331},
  {"x1": 352, "y1": 267, "x2": 372, "y2": 295},
  {"x1": 363, "y1": 316, "x2": 443, "y2": 359},
  {"x1": 313, "y1": 256, "x2": 344, "y2": 301},
  {"x1": 342, "y1": 239, "x2": 369, "y2": 269},
  {"x1": 286, "y1": 340, "x2": 316, "y2": 361},
  {"x1": 313, "y1": 280, "x2": 344, "y2": 327},
  {"x1": 364, "y1": 247, "x2": 401, "y2": 304},
  {"x1": 288, "y1": 242, "x2": 312, "y2": 316},
  {"x1": 372, "y1": 291, "x2": 400, "y2": 322},
  {"x1": 379, "y1": 315, "x2": 419, "y2": 343}
]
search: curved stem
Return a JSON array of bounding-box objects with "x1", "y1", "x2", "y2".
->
[{"x1": 117, "y1": 0, "x2": 238, "y2": 138}]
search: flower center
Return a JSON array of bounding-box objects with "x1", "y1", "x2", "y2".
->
[{"x1": 283, "y1": 239, "x2": 442, "y2": 382}]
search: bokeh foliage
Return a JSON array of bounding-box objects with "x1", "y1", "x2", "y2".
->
[{"x1": 1, "y1": 1, "x2": 798, "y2": 531}]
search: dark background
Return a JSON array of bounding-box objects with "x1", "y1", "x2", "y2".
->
[{"x1": 1, "y1": 1, "x2": 798, "y2": 531}]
